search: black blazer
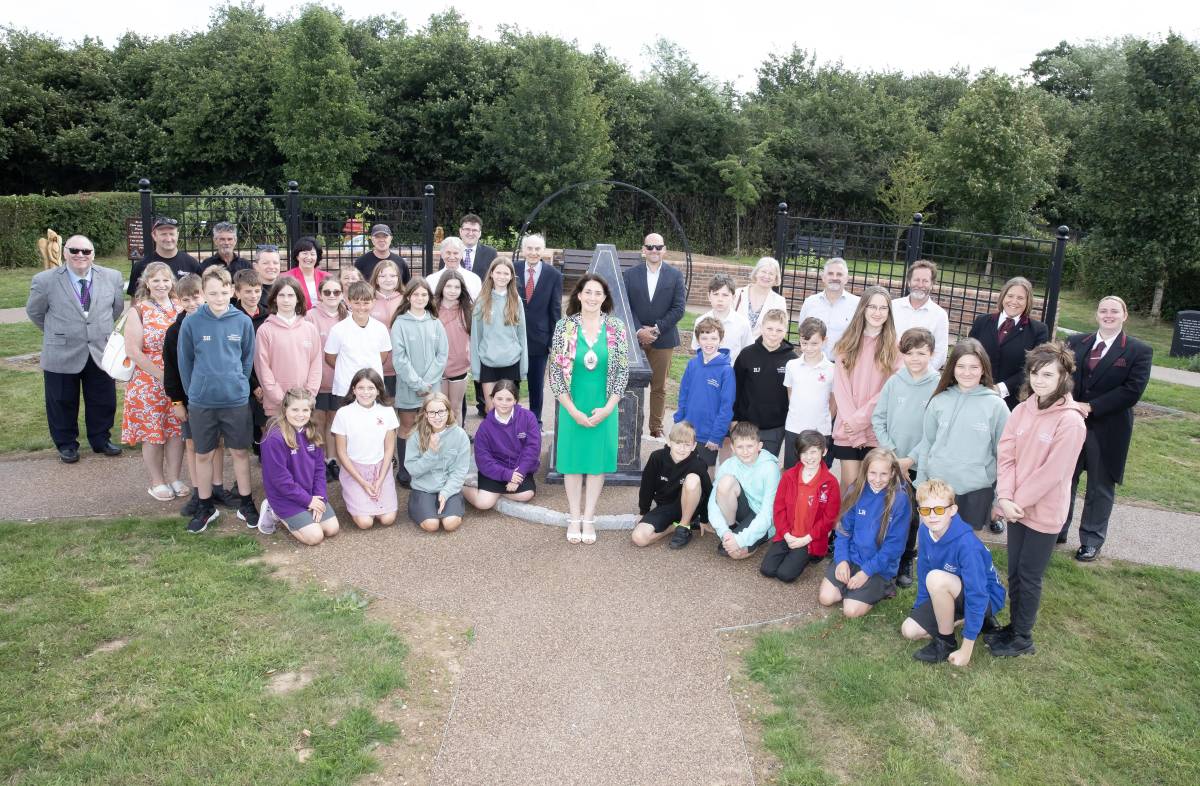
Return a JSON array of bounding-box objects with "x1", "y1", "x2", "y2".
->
[
  {"x1": 968, "y1": 312, "x2": 1050, "y2": 409},
  {"x1": 515, "y1": 261, "x2": 563, "y2": 356},
  {"x1": 622, "y1": 262, "x2": 686, "y2": 349},
  {"x1": 465, "y1": 244, "x2": 497, "y2": 273},
  {"x1": 1067, "y1": 331, "x2": 1152, "y2": 484}
]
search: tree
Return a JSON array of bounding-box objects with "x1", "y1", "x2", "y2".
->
[
  {"x1": 269, "y1": 6, "x2": 374, "y2": 193},
  {"x1": 717, "y1": 141, "x2": 766, "y2": 255},
  {"x1": 1077, "y1": 34, "x2": 1200, "y2": 317},
  {"x1": 876, "y1": 150, "x2": 934, "y2": 260},
  {"x1": 928, "y1": 71, "x2": 1062, "y2": 235}
]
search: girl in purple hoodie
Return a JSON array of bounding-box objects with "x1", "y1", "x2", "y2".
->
[
  {"x1": 258, "y1": 388, "x2": 339, "y2": 545},
  {"x1": 463, "y1": 380, "x2": 541, "y2": 510}
]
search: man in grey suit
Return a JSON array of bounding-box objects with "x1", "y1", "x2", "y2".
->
[
  {"x1": 623, "y1": 232, "x2": 686, "y2": 438},
  {"x1": 26, "y1": 235, "x2": 126, "y2": 463}
]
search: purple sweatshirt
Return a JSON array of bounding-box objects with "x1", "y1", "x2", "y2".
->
[
  {"x1": 473, "y1": 405, "x2": 542, "y2": 483},
  {"x1": 261, "y1": 427, "x2": 327, "y2": 519}
]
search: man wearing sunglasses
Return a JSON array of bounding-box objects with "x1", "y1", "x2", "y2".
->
[
  {"x1": 624, "y1": 232, "x2": 686, "y2": 439},
  {"x1": 127, "y1": 216, "x2": 200, "y2": 297},
  {"x1": 26, "y1": 235, "x2": 126, "y2": 463}
]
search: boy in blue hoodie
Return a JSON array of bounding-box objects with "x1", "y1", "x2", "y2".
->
[
  {"x1": 674, "y1": 316, "x2": 735, "y2": 469},
  {"x1": 708, "y1": 421, "x2": 781, "y2": 559},
  {"x1": 902, "y1": 479, "x2": 1006, "y2": 666},
  {"x1": 178, "y1": 267, "x2": 258, "y2": 534},
  {"x1": 871, "y1": 326, "x2": 939, "y2": 587}
]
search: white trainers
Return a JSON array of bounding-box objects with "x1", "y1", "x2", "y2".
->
[{"x1": 257, "y1": 499, "x2": 279, "y2": 535}]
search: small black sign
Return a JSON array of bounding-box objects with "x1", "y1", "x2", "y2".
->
[{"x1": 1170, "y1": 310, "x2": 1200, "y2": 357}]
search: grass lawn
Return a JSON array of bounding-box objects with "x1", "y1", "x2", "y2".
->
[
  {"x1": 0, "y1": 255, "x2": 132, "y2": 310},
  {"x1": 748, "y1": 553, "x2": 1200, "y2": 786},
  {"x1": 0, "y1": 517, "x2": 407, "y2": 784},
  {"x1": 0, "y1": 367, "x2": 127, "y2": 453},
  {"x1": 0, "y1": 322, "x2": 44, "y2": 357}
]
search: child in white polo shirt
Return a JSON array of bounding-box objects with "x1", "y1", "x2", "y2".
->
[{"x1": 782, "y1": 317, "x2": 835, "y2": 469}]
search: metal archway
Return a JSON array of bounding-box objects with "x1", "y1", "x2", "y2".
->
[{"x1": 512, "y1": 180, "x2": 694, "y2": 295}]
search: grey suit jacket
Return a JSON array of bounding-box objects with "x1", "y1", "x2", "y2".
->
[{"x1": 26, "y1": 264, "x2": 125, "y2": 374}]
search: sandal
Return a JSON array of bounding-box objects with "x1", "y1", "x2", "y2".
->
[
  {"x1": 581, "y1": 519, "x2": 597, "y2": 545},
  {"x1": 148, "y1": 484, "x2": 175, "y2": 502},
  {"x1": 566, "y1": 517, "x2": 583, "y2": 544},
  {"x1": 170, "y1": 480, "x2": 189, "y2": 497}
]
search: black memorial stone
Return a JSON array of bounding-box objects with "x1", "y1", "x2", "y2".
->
[{"x1": 1170, "y1": 310, "x2": 1200, "y2": 358}]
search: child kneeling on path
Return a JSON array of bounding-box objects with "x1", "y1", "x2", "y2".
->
[
  {"x1": 258, "y1": 388, "x2": 339, "y2": 545},
  {"x1": 405, "y1": 393, "x2": 471, "y2": 533},
  {"x1": 632, "y1": 421, "x2": 712, "y2": 549},
  {"x1": 818, "y1": 448, "x2": 909, "y2": 617},
  {"x1": 761, "y1": 431, "x2": 839, "y2": 583},
  {"x1": 901, "y1": 479, "x2": 1006, "y2": 666},
  {"x1": 674, "y1": 316, "x2": 735, "y2": 468},
  {"x1": 708, "y1": 421, "x2": 781, "y2": 560},
  {"x1": 332, "y1": 368, "x2": 398, "y2": 529},
  {"x1": 463, "y1": 380, "x2": 541, "y2": 510}
]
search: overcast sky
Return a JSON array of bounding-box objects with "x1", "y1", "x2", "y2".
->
[{"x1": 10, "y1": 0, "x2": 1200, "y2": 91}]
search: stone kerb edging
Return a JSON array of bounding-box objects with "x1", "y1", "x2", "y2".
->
[{"x1": 494, "y1": 497, "x2": 638, "y2": 530}]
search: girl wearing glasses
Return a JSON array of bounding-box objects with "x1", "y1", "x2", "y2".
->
[
  {"x1": 988, "y1": 342, "x2": 1087, "y2": 658},
  {"x1": 405, "y1": 393, "x2": 471, "y2": 532},
  {"x1": 830, "y1": 285, "x2": 900, "y2": 492},
  {"x1": 306, "y1": 278, "x2": 347, "y2": 479},
  {"x1": 390, "y1": 278, "x2": 448, "y2": 486}
]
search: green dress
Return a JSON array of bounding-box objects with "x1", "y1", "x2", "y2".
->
[{"x1": 555, "y1": 328, "x2": 617, "y2": 474}]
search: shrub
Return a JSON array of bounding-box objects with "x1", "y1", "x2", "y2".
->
[
  {"x1": 0, "y1": 193, "x2": 139, "y2": 267},
  {"x1": 180, "y1": 184, "x2": 287, "y2": 246}
]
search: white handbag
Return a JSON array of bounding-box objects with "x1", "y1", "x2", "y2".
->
[{"x1": 101, "y1": 310, "x2": 135, "y2": 381}]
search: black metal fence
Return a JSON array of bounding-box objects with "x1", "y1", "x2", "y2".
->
[
  {"x1": 772, "y1": 206, "x2": 1070, "y2": 339},
  {"x1": 137, "y1": 180, "x2": 437, "y2": 275}
]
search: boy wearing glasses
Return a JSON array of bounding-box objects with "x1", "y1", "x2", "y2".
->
[
  {"x1": 901, "y1": 479, "x2": 1005, "y2": 666},
  {"x1": 127, "y1": 216, "x2": 199, "y2": 297}
]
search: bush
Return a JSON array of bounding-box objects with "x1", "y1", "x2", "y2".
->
[
  {"x1": 181, "y1": 184, "x2": 288, "y2": 246},
  {"x1": 0, "y1": 193, "x2": 139, "y2": 267},
  {"x1": 1076, "y1": 236, "x2": 1200, "y2": 320}
]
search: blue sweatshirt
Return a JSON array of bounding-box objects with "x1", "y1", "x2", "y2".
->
[
  {"x1": 708, "y1": 451, "x2": 781, "y2": 549},
  {"x1": 914, "y1": 515, "x2": 1007, "y2": 640},
  {"x1": 674, "y1": 348, "x2": 735, "y2": 445},
  {"x1": 177, "y1": 303, "x2": 255, "y2": 408},
  {"x1": 833, "y1": 484, "x2": 910, "y2": 580}
]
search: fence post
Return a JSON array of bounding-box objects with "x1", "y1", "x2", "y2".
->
[
  {"x1": 423, "y1": 183, "x2": 435, "y2": 277},
  {"x1": 284, "y1": 181, "x2": 301, "y2": 267},
  {"x1": 1044, "y1": 225, "x2": 1070, "y2": 330},
  {"x1": 773, "y1": 202, "x2": 788, "y2": 288},
  {"x1": 900, "y1": 212, "x2": 924, "y2": 296},
  {"x1": 138, "y1": 178, "x2": 153, "y2": 260}
]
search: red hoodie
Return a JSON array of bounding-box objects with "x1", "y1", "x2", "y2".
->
[
  {"x1": 771, "y1": 462, "x2": 840, "y2": 556},
  {"x1": 996, "y1": 393, "x2": 1087, "y2": 534}
]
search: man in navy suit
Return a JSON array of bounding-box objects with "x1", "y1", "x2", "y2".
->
[
  {"x1": 1062, "y1": 295, "x2": 1152, "y2": 561},
  {"x1": 515, "y1": 233, "x2": 562, "y2": 427},
  {"x1": 623, "y1": 233, "x2": 686, "y2": 438}
]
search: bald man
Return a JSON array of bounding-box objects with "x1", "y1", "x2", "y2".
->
[{"x1": 623, "y1": 233, "x2": 686, "y2": 438}]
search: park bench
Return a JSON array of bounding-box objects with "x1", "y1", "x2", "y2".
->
[
  {"x1": 556, "y1": 248, "x2": 644, "y2": 290},
  {"x1": 791, "y1": 234, "x2": 845, "y2": 259}
]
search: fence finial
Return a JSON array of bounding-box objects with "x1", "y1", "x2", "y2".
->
[
  {"x1": 777, "y1": 202, "x2": 788, "y2": 214},
  {"x1": 1057, "y1": 225, "x2": 1070, "y2": 239},
  {"x1": 287, "y1": 181, "x2": 299, "y2": 193},
  {"x1": 425, "y1": 183, "x2": 435, "y2": 196},
  {"x1": 138, "y1": 178, "x2": 150, "y2": 191},
  {"x1": 912, "y1": 213, "x2": 924, "y2": 225}
]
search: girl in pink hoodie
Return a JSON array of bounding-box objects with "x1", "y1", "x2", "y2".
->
[
  {"x1": 990, "y1": 342, "x2": 1087, "y2": 657},
  {"x1": 253, "y1": 278, "x2": 323, "y2": 418}
]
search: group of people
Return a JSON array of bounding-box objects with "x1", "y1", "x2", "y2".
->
[{"x1": 28, "y1": 222, "x2": 1152, "y2": 665}]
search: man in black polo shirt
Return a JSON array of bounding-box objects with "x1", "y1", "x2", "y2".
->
[
  {"x1": 199, "y1": 221, "x2": 251, "y2": 276},
  {"x1": 127, "y1": 216, "x2": 201, "y2": 296},
  {"x1": 354, "y1": 224, "x2": 411, "y2": 284}
]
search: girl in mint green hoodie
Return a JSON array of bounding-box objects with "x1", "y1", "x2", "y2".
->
[{"x1": 915, "y1": 339, "x2": 1009, "y2": 532}]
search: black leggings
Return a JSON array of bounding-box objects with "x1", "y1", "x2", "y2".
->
[
  {"x1": 1006, "y1": 522, "x2": 1058, "y2": 638},
  {"x1": 760, "y1": 540, "x2": 813, "y2": 583}
]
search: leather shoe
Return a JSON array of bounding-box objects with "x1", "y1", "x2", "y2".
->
[
  {"x1": 650, "y1": 428, "x2": 665, "y2": 439},
  {"x1": 58, "y1": 446, "x2": 80, "y2": 464},
  {"x1": 93, "y1": 441, "x2": 122, "y2": 456},
  {"x1": 1075, "y1": 545, "x2": 1100, "y2": 562}
]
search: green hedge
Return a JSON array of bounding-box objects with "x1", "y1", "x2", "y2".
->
[{"x1": 0, "y1": 192, "x2": 139, "y2": 267}]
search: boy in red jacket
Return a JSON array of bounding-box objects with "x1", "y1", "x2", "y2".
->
[{"x1": 761, "y1": 430, "x2": 840, "y2": 582}]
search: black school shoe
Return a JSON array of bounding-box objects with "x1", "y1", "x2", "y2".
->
[
  {"x1": 668, "y1": 525, "x2": 693, "y2": 550},
  {"x1": 895, "y1": 560, "x2": 914, "y2": 588},
  {"x1": 187, "y1": 501, "x2": 219, "y2": 534},
  {"x1": 211, "y1": 484, "x2": 240, "y2": 508},
  {"x1": 326, "y1": 459, "x2": 339, "y2": 483},
  {"x1": 1075, "y1": 545, "x2": 1100, "y2": 562},
  {"x1": 236, "y1": 495, "x2": 259, "y2": 529},
  {"x1": 989, "y1": 520, "x2": 1005, "y2": 534},
  {"x1": 989, "y1": 634, "x2": 1036, "y2": 657},
  {"x1": 913, "y1": 634, "x2": 957, "y2": 663},
  {"x1": 181, "y1": 488, "x2": 200, "y2": 517}
]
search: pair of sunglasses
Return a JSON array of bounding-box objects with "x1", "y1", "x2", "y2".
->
[
  {"x1": 66, "y1": 247, "x2": 94, "y2": 256},
  {"x1": 256, "y1": 244, "x2": 279, "y2": 252},
  {"x1": 918, "y1": 505, "x2": 953, "y2": 516},
  {"x1": 321, "y1": 288, "x2": 342, "y2": 296},
  {"x1": 643, "y1": 244, "x2": 665, "y2": 251},
  {"x1": 153, "y1": 217, "x2": 179, "y2": 227}
]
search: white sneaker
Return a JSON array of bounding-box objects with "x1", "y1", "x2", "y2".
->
[{"x1": 257, "y1": 499, "x2": 278, "y2": 535}]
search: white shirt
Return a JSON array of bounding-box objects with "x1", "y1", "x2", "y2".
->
[
  {"x1": 798, "y1": 290, "x2": 861, "y2": 358},
  {"x1": 426, "y1": 266, "x2": 482, "y2": 300},
  {"x1": 690, "y1": 309, "x2": 753, "y2": 363},
  {"x1": 525, "y1": 262, "x2": 541, "y2": 292},
  {"x1": 324, "y1": 316, "x2": 392, "y2": 395},
  {"x1": 732, "y1": 286, "x2": 789, "y2": 338},
  {"x1": 331, "y1": 401, "x2": 399, "y2": 464},
  {"x1": 1093, "y1": 332, "x2": 1120, "y2": 361},
  {"x1": 645, "y1": 263, "x2": 662, "y2": 301},
  {"x1": 783, "y1": 355, "x2": 835, "y2": 434},
  {"x1": 891, "y1": 296, "x2": 950, "y2": 370}
]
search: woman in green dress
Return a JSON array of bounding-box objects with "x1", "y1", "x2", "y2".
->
[{"x1": 549, "y1": 273, "x2": 631, "y2": 544}]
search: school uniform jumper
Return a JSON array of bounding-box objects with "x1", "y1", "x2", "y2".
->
[
  {"x1": 674, "y1": 348, "x2": 736, "y2": 447},
  {"x1": 761, "y1": 463, "x2": 840, "y2": 582},
  {"x1": 912, "y1": 515, "x2": 1007, "y2": 641}
]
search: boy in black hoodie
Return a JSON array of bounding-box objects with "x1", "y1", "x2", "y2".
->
[
  {"x1": 632, "y1": 421, "x2": 713, "y2": 550},
  {"x1": 732, "y1": 308, "x2": 795, "y2": 459}
]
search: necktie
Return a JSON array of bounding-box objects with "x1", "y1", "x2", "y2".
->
[
  {"x1": 525, "y1": 265, "x2": 536, "y2": 301},
  {"x1": 997, "y1": 316, "x2": 1013, "y2": 343},
  {"x1": 463, "y1": 247, "x2": 473, "y2": 271},
  {"x1": 78, "y1": 278, "x2": 91, "y2": 311},
  {"x1": 1088, "y1": 341, "x2": 1105, "y2": 372}
]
